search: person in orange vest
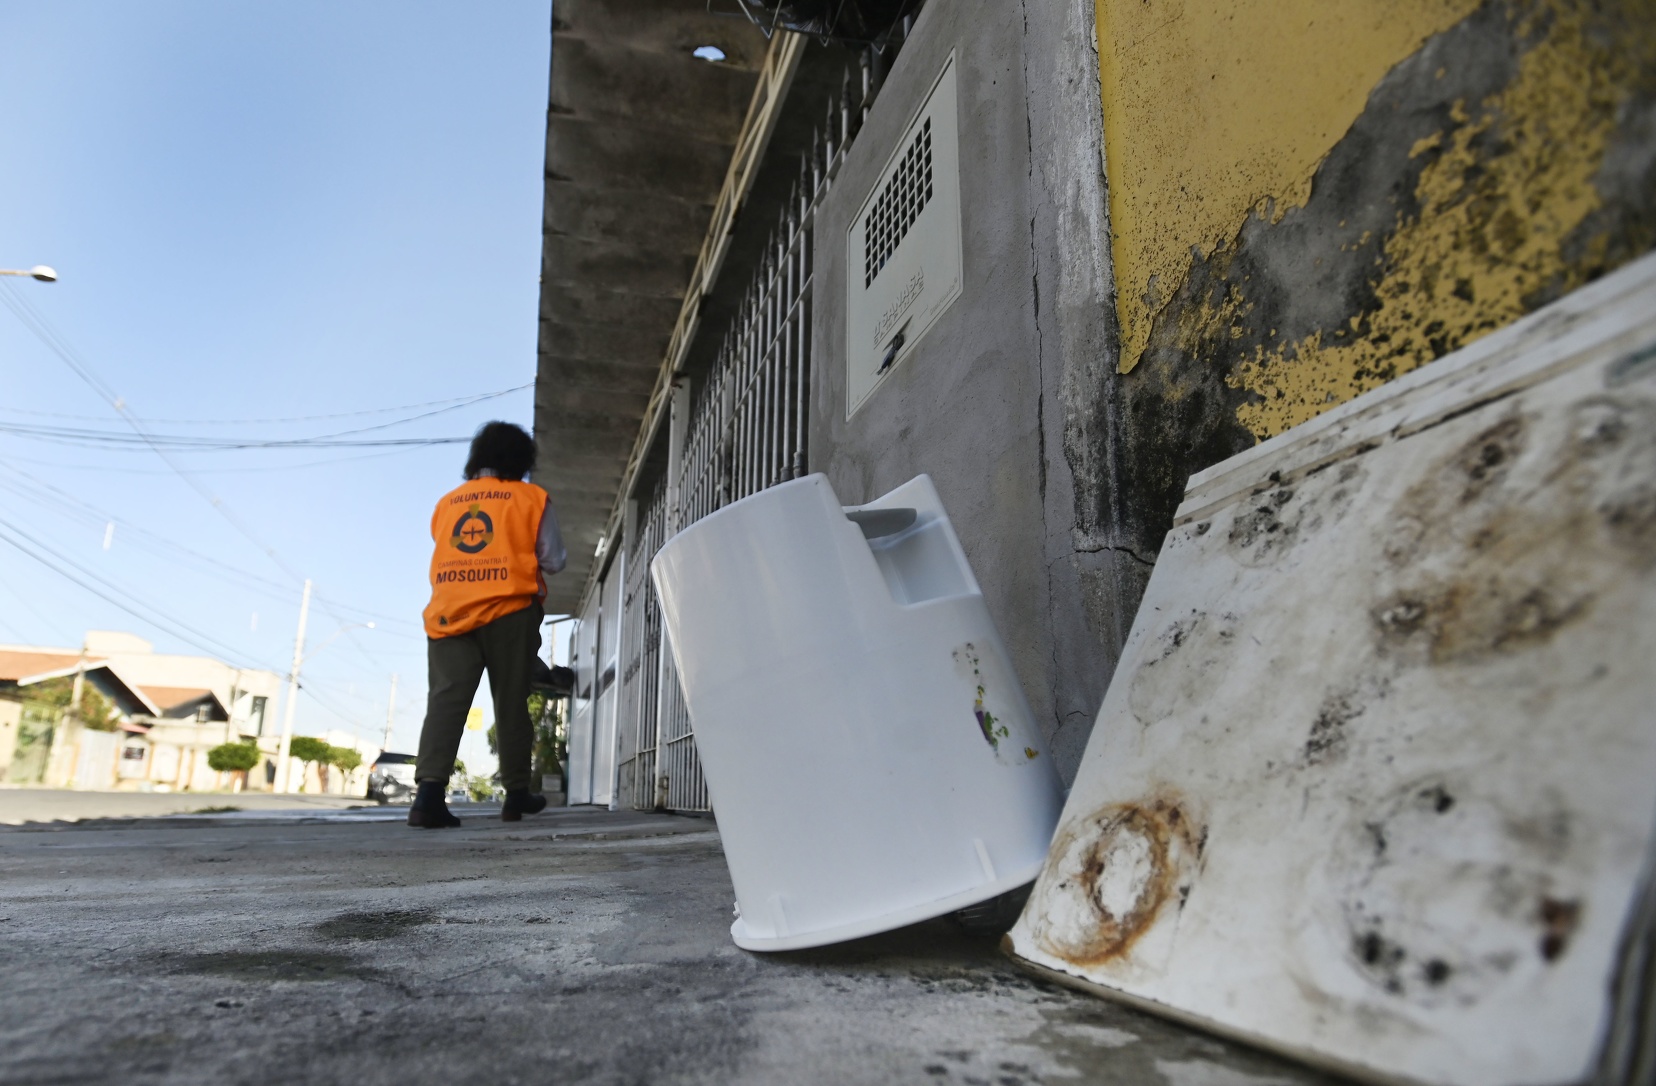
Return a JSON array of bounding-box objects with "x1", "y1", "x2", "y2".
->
[{"x1": 409, "y1": 421, "x2": 566, "y2": 828}]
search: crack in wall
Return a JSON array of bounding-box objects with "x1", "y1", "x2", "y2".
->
[{"x1": 1022, "y1": 0, "x2": 1064, "y2": 739}]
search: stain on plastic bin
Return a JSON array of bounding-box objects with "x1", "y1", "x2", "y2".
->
[{"x1": 953, "y1": 643, "x2": 1011, "y2": 752}]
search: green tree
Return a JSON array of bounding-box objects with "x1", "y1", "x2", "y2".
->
[
  {"x1": 324, "y1": 745, "x2": 362, "y2": 796},
  {"x1": 485, "y1": 696, "x2": 565, "y2": 793},
  {"x1": 527, "y1": 693, "x2": 565, "y2": 791},
  {"x1": 23, "y1": 676, "x2": 119, "y2": 731},
  {"x1": 207, "y1": 740, "x2": 260, "y2": 773},
  {"x1": 287, "y1": 736, "x2": 330, "y2": 792}
]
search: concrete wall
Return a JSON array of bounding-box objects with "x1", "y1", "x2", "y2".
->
[
  {"x1": 811, "y1": 0, "x2": 1107, "y2": 780},
  {"x1": 1078, "y1": 0, "x2": 1656, "y2": 562},
  {"x1": 0, "y1": 697, "x2": 19, "y2": 779},
  {"x1": 812, "y1": 0, "x2": 1656, "y2": 786}
]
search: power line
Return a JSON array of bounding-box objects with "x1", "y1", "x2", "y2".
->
[
  {"x1": 0, "y1": 461, "x2": 427, "y2": 635},
  {"x1": 0, "y1": 609, "x2": 30, "y2": 642},
  {"x1": 0, "y1": 279, "x2": 327, "y2": 583},
  {"x1": 0, "y1": 570, "x2": 78, "y2": 644},
  {"x1": 0, "y1": 420, "x2": 466, "y2": 450},
  {"x1": 0, "y1": 515, "x2": 283, "y2": 672},
  {"x1": 1, "y1": 278, "x2": 432, "y2": 685},
  {"x1": 0, "y1": 383, "x2": 531, "y2": 426},
  {"x1": 3, "y1": 278, "x2": 411, "y2": 672},
  {"x1": 0, "y1": 466, "x2": 289, "y2": 594},
  {"x1": 0, "y1": 444, "x2": 450, "y2": 475}
]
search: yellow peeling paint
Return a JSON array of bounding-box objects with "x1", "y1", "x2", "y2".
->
[
  {"x1": 1097, "y1": 0, "x2": 1480, "y2": 375},
  {"x1": 1229, "y1": 5, "x2": 1637, "y2": 438}
]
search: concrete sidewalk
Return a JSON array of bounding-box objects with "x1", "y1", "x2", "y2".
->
[
  {"x1": 0, "y1": 785, "x2": 368, "y2": 825},
  {"x1": 0, "y1": 806, "x2": 1343, "y2": 1086}
]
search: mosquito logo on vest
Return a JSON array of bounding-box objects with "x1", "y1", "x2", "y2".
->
[{"x1": 450, "y1": 504, "x2": 494, "y2": 554}]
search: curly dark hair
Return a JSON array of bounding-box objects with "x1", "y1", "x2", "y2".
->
[{"x1": 463, "y1": 421, "x2": 537, "y2": 481}]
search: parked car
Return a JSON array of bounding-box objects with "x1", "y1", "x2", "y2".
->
[{"x1": 366, "y1": 753, "x2": 418, "y2": 804}]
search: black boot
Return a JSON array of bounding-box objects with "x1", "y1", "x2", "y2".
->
[
  {"x1": 407, "y1": 780, "x2": 461, "y2": 829},
  {"x1": 501, "y1": 788, "x2": 548, "y2": 822}
]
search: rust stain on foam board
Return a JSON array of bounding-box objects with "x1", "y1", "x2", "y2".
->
[{"x1": 1025, "y1": 795, "x2": 1204, "y2": 968}]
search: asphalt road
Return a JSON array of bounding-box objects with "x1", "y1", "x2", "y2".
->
[
  {"x1": 0, "y1": 805, "x2": 1342, "y2": 1086},
  {"x1": 0, "y1": 786, "x2": 368, "y2": 825}
]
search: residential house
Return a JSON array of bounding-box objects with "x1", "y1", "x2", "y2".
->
[{"x1": 0, "y1": 630, "x2": 282, "y2": 793}]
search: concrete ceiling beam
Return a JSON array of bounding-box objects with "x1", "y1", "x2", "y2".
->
[{"x1": 534, "y1": 0, "x2": 769, "y2": 612}]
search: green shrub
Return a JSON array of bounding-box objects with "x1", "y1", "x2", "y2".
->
[
  {"x1": 288, "y1": 736, "x2": 331, "y2": 765},
  {"x1": 207, "y1": 741, "x2": 260, "y2": 773}
]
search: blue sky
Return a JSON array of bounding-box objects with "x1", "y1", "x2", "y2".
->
[{"x1": 0, "y1": 1, "x2": 555, "y2": 764}]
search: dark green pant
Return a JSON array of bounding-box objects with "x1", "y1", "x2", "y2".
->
[{"x1": 416, "y1": 602, "x2": 541, "y2": 791}]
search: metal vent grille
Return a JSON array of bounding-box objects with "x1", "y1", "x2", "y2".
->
[
  {"x1": 863, "y1": 119, "x2": 932, "y2": 289},
  {"x1": 844, "y1": 53, "x2": 962, "y2": 418}
]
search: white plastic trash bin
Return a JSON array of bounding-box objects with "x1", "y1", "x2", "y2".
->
[{"x1": 651, "y1": 473, "x2": 1063, "y2": 951}]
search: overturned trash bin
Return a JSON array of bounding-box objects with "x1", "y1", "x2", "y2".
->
[{"x1": 652, "y1": 473, "x2": 1062, "y2": 951}]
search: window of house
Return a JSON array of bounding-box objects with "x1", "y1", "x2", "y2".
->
[{"x1": 250, "y1": 695, "x2": 268, "y2": 735}]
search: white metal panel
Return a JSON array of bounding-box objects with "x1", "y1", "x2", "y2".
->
[
  {"x1": 73, "y1": 729, "x2": 117, "y2": 790},
  {"x1": 565, "y1": 594, "x2": 600, "y2": 806},
  {"x1": 845, "y1": 54, "x2": 962, "y2": 418},
  {"x1": 1006, "y1": 253, "x2": 1656, "y2": 1086},
  {"x1": 590, "y1": 555, "x2": 624, "y2": 808}
]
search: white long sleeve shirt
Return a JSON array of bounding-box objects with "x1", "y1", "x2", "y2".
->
[{"x1": 475, "y1": 471, "x2": 566, "y2": 582}]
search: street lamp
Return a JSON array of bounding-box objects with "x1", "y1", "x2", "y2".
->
[
  {"x1": 0, "y1": 266, "x2": 57, "y2": 282},
  {"x1": 273, "y1": 577, "x2": 376, "y2": 794}
]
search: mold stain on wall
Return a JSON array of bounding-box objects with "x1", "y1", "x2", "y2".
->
[
  {"x1": 1095, "y1": 0, "x2": 1482, "y2": 378},
  {"x1": 1224, "y1": 0, "x2": 1656, "y2": 439},
  {"x1": 1073, "y1": 0, "x2": 1656, "y2": 565}
]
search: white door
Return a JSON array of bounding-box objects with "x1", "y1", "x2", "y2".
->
[
  {"x1": 74, "y1": 729, "x2": 118, "y2": 790},
  {"x1": 590, "y1": 554, "x2": 624, "y2": 808},
  {"x1": 565, "y1": 592, "x2": 600, "y2": 805}
]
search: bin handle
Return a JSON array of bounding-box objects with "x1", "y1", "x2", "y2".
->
[{"x1": 845, "y1": 507, "x2": 917, "y2": 539}]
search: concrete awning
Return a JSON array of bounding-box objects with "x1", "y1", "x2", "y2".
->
[{"x1": 532, "y1": 1, "x2": 770, "y2": 614}]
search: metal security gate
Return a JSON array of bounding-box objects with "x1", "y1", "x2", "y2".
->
[
  {"x1": 604, "y1": 49, "x2": 890, "y2": 812},
  {"x1": 617, "y1": 473, "x2": 667, "y2": 810}
]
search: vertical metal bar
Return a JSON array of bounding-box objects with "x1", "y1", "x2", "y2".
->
[
  {"x1": 859, "y1": 50, "x2": 872, "y2": 124},
  {"x1": 645, "y1": 379, "x2": 690, "y2": 810},
  {"x1": 780, "y1": 201, "x2": 795, "y2": 481},
  {"x1": 796, "y1": 279, "x2": 809, "y2": 478},
  {"x1": 739, "y1": 320, "x2": 749, "y2": 502},
  {"x1": 759, "y1": 268, "x2": 770, "y2": 490},
  {"x1": 747, "y1": 289, "x2": 760, "y2": 498},
  {"x1": 760, "y1": 273, "x2": 768, "y2": 492},
  {"x1": 739, "y1": 296, "x2": 752, "y2": 500},
  {"x1": 765, "y1": 242, "x2": 779, "y2": 486}
]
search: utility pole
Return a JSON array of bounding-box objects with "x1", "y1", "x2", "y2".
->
[
  {"x1": 382, "y1": 673, "x2": 397, "y2": 752},
  {"x1": 69, "y1": 650, "x2": 87, "y2": 715},
  {"x1": 274, "y1": 579, "x2": 312, "y2": 794},
  {"x1": 47, "y1": 637, "x2": 89, "y2": 788},
  {"x1": 226, "y1": 669, "x2": 242, "y2": 747}
]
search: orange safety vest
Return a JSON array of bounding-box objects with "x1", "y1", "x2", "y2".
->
[{"x1": 422, "y1": 478, "x2": 549, "y2": 639}]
